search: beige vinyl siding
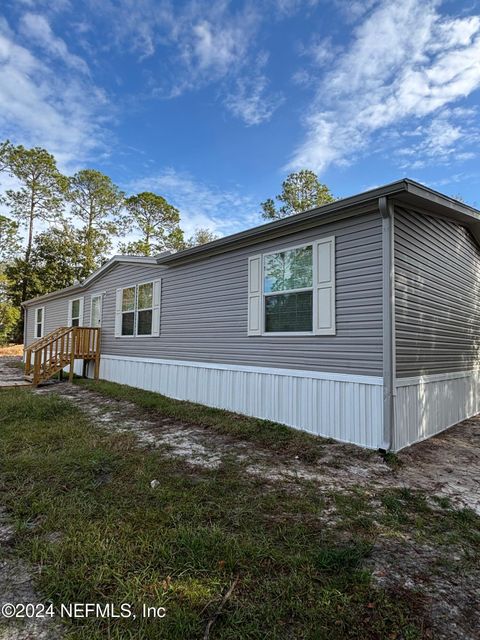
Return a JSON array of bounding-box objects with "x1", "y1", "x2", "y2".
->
[
  {"x1": 395, "y1": 207, "x2": 480, "y2": 377},
  {"x1": 25, "y1": 209, "x2": 383, "y2": 376}
]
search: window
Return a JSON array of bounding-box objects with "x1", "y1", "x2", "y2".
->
[
  {"x1": 116, "y1": 280, "x2": 160, "y2": 338},
  {"x1": 91, "y1": 294, "x2": 102, "y2": 327},
  {"x1": 137, "y1": 282, "x2": 153, "y2": 336},
  {"x1": 264, "y1": 245, "x2": 313, "y2": 333},
  {"x1": 247, "y1": 237, "x2": 336, "y2": 336},
  {"x1": 121, "y1": 287, "x2": 135, "y2": 336},
  {"x1": 69, "y1": 298, "x2": 83, "y2": 327},
  {"x1": 35, "y1": 307, "x2": 44, "y2": 338}
]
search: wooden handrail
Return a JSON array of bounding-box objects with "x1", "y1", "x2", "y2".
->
[
  {"x1": 27, "y1": 326, "x2": 71, "y2": 352},
  {"x1": 26, "y1": 326, "x2": 101, "y2": 387},
  {"x1": 26, "y1": 326, "x2": 72, "y2": 377}
]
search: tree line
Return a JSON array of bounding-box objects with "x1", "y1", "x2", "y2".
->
[
  {"x1": 0, "y1": 139, "x2": 334, "y2": 343},
  {"x1": 0, "y1": 141, "x2": 221, "y2": 342}
]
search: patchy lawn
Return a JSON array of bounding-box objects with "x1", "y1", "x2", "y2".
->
[{"x1": 0, "y1": 378, "x2": 479, "y2": 639}]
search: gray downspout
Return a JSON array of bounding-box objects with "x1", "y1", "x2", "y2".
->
[{"x1": 379, "y1": 196, "x2": 395, "y2": 451}]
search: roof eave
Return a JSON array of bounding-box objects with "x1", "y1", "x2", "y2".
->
[
  {"x1": 22, "y1": 255, "x2": 159, "y2": 306},
  {"x1": 157, "y1": 179, "x2": 410, "y2": 265},
  {"x1": 157, "y1": 178, "x2": 480, "y2": 266}
]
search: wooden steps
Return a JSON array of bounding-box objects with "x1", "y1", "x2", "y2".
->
[
  {"x1": 1, "y1": 381, "x2": 33, "y2": 389},
  {"x1": 25, "y1": 326, "x2": 101, "y2": 387}
]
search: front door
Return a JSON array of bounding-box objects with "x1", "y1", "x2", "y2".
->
[{"x1": 91, "y1": 294, "x2": 102, "y2": 327}]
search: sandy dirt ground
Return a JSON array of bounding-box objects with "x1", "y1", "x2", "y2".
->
[
  {"x1": 0, "y1": 357, "x2": 29, "y2": 389},
  {"x1": 0, "y1": 346, "x2": 23, "y2": 358},
  {"x1": 0, "y1": 507, "x2": 64, "y2": 640}
]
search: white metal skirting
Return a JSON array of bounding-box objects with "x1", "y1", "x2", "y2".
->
[
  {"x1": 62, "y1": 360, "x2": 84, "y2": 376},
  {"x1": 95, "y1": 355, "x2": 384, "y2": 449},
  {"x1": 394, "y1": 370, "x2": 480, "y2": 450}
]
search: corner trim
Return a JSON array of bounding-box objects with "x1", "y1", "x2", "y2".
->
[{"x1": 380, "y1": 196, "x2": 396, "y2": 450}]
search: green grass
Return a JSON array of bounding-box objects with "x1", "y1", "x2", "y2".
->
[
  {"x1": 75, "y1": 378, "x2": 367, "y2": 465},
  {"x1": 1, "y1": 385, "x2": 477, "y2": 639}
]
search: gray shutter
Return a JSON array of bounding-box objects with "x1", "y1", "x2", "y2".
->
[
  {"x1": 314, "y1": 236, "x2": 336, "y2": 335},
  {"x1": 248, "y1": 255, "x2": 262, "y2": 336},
  {"x1": 151, "y1": 279, "x2": 161, "y2": 337},
  {"x1": 115, "y1": 288, "x2": 123, "y2": 337}
]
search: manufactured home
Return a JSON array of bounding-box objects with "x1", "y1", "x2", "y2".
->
[{"x1": 22, "y1": 179, "x2": 480, "y2": 451}]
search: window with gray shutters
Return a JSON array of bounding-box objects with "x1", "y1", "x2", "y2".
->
[{"x1": 248, "y1": 237, "x2": 335, "y2": 336}]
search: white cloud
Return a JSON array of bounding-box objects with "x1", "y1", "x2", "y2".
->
[
  {"x1": 130, "y1": 168, "x2": 261, "y2": 238},
  {"x1": 288, "y1": 0, "x2": 480, "y2": 173},
  {"x1": 19, "y1": 12, "x2": 89, "y2": 74},
  {"x1": 299, "y1": 35, "x2": 338, "y2": 68},
  {"x1": 160, "y1": 3, "x2": 261, "y2": 98},
  {"x1": 225, "y1": 52, "x2": 283, "y2": 125},
  {"x1": 89, "y1": 1, "x2": 258, "y2": 82},
  {"x1": 190, "y1": 19, "x2": 244, "y2": 72},
  {"x1": 396, "y1": 112, "x2": 480, "y2": 169},
  {"x1": 291, "y1": 68, "x2": 311, "y2": 87},
  {"x1": 225, "y1": 74, "x2": 283, "y2": 125},
  {"x1": 85, "y1": 0, "x2": 174, "y2": 60},
  {"x1": 0, "y1": 16, "x2": 108, "y2": 169},
  {"x1": 273, "y1": 0, "x2": 321, "y2": 17},
  {"x1": 84, "y1": 0, "x2": 280, "y2": 125},
  {"x1": 15, "y1": 0, "x2": 72, "y2": 11},
  {"x1": 292, "y1": 35, "x2": 339, "y2": 89},
  {"x1": 333, "y1": 0, "x2": 379, "y2": 23}
]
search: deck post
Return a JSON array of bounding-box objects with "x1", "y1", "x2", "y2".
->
[
  {"x1": 94, "y1": 328, "x2": 101, "y2": 380},
  {"x1": 25, "y1": 348, "x2": 31, "y2": 377},
  {"x1": 32, "y1": 350, "x2": 40, "y2": 387},
  {"x1": 69, "y1": 328, "x2": 76, "y2": 382}
]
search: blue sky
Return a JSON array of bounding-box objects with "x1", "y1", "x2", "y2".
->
[{"x1": 1, "y1": 0, "x2": 480, "y2": 238}]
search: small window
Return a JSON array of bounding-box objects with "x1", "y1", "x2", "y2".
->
[
  {"x1": 121, "y1": 287, "x2": 135, "y2": 336},
  {"x1": 91, "y1": 294, "x2": 102, "y2": 328},
  {"x1": 35, "y1": 307, "x2": 44, "y2": 338},
  {"x1": 264, "y1": 245, "x2": 313, "y2": 333},
  {"x1": 70, "y1": 299, "x2": 81, "y2": 327},
  {"x1": 137, "y1": 282, "x2": 153, "y2": 336}
]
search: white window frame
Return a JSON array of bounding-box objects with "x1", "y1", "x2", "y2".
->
[
  {"x1": 34, "y1": 306, "x2": 45, "y2": 339},
  {"x1": 90, "y1": 293, "x2": 103, "y2": 327},
  {"x1": 261, "y1": 241, "x2": 316, "y2": 336},
  {"x1": 120, "y1": 285, "x2": 137, "y2": 338},
  {"x1": 68, "y1": 297, "x2": 84, "y2": 328},
  {"x1": 135, "y1": 280, "x2": 155, "y2": 338},
  {"x1": 117, "y1": 280, "x2": 159, "y2": 338}
]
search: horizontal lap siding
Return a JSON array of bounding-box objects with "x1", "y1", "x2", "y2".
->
[
  {"x1": 26, "y1": 210, "x2": 383, "y2": 376},
  {"x1": 395, "y1": 207, "x2": 480, "y2": 377},
  {"x1": 25, "y1": 296, "x2": 68, "y2": 346}
]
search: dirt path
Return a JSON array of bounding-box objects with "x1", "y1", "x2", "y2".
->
[
  {"x1": 0, "y1": 358, "x2": 29, "y2": 389},
  {"x1": 0, "y1": 359, "x2": 63, "y2": 639},
  {"x1": 0, "y1": 509, "x2": 64, "y2": 640}
]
